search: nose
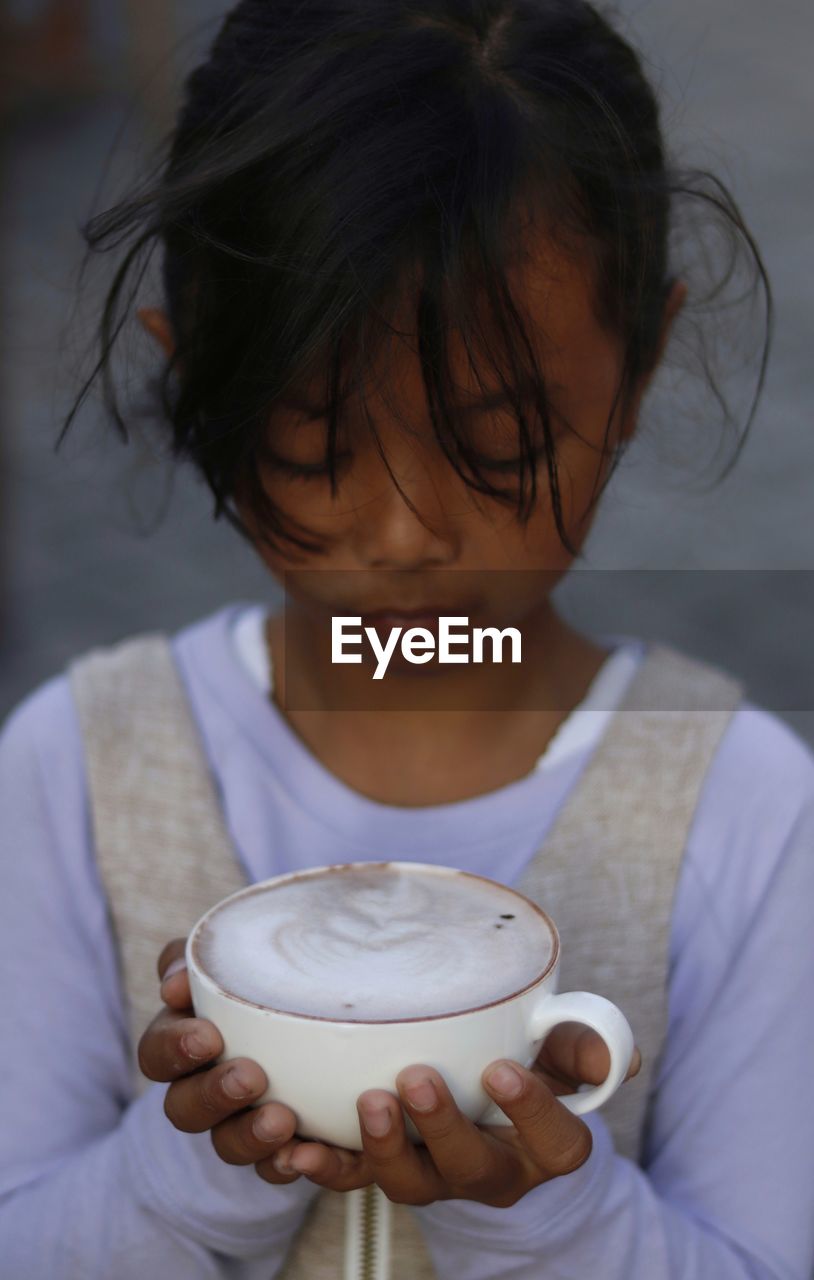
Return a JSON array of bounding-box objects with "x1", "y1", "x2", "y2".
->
[{"x1": 350, "y1": 441, "x2": 461, "y2": 571}]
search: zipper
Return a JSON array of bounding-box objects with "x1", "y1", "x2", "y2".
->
[{"x1": 345, "y1": 1184, "x2": 392, "y2": 1280}]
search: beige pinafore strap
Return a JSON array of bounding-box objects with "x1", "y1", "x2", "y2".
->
[
  {"x1": 69, "y1": 634, "x2": 251, "y2": 1095},
  {"x1": 68, "y1": 632, "x2": 437, "y2": 1279},
  {"x1": 516, "y1": 641, "x2": 743, "y2": 1162},
  {"x1": 68, "y1": 632, "x2": 742, "y2": 1276}
]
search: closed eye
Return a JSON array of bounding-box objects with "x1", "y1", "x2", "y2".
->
[
  {"x1": 269, "y1": 445, "x2": 551, "y2": 478},
  {"x1": 262, "y1": 411, "x2": 564, "y2": 480},
  {"x1": 263, "y1": 449, "x2": 354, "y2": 479},
  {"x1": 468, "y1": 445, "x2": 550, "y2": 472}
]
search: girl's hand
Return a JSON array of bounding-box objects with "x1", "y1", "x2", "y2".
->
[
  {"x1": 138, "y1": 939, "x2": 300, "y2": 1164},
  {"x1": 141, "y1": 938, "x2": 641, "y2": 1206},
  {"x1": 262, "y1": 1034, "x2": 641, "y2": 1207}
]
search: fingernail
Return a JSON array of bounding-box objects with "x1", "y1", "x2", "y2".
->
[
  {"x1": 485, "y1": 1063, "x2": 524, "y2": 1099},
  {"x1": 222, "y1": 1065, "x2": 256, "y2": 1099},
  {"x1": 161, "y1": 958, "x2": 187, "y2": 988},
  {"x1": 182, "y1": 1030, "x2": 216, "y2": 1061},
  {"x1": 359, "y1": 1104, "x2": 392, "y2": 1137},
  {"x1": 289, "y1": 1149, "x2": 318, "y2": 1174},
  {"x1": 252, "y1": 1110, "x2": 287, "y2": 1142},
  {"x1": 402, "y1": 1075, "x2": 438, "y2": 1112},
  {"x1": 273, "y1": 1153, "x2": 294, "y2": 1174}
]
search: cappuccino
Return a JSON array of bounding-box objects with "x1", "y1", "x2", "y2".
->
[{"x1": 193, "y1": 864, "x2": 554, "y2": 1021}]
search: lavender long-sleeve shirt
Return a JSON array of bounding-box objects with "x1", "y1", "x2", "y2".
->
[{"x1": 1, "y1": 601, "x2": 813, "y2": 1280}]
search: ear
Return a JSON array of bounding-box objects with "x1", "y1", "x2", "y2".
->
[
  {"x1": 137, "y1": 307, "x2": 176, "y2": 359},
  {"x1": 618, "y1": 278, "x2": 687, "y2": 443}
]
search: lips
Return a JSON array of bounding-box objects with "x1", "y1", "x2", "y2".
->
[
  {"x1": 360, "y1": 606, "x2": 475, "y2": 630},
  {"x1": 363, "y1": 615, "x2": 441, "y2": 637},
  {"x1": 360, "y1": 602, "x2": 478, "y2": 620},
  {"x1": 363, "y1": 614, "x2": 445, "y2": 624}
]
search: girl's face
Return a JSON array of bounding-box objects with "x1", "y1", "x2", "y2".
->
[
  {"x1": 237, "y1": 236, "x2": 685, "y2": 626},
  {"x1": 143, "y1": 235, "x2": 684, "y2": 628}
]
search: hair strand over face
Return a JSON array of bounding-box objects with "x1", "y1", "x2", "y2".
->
[{"x1": 60, "y1": 0, "x2": 772, "y2": 558}]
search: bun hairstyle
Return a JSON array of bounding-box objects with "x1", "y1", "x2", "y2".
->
[{"x1": 61, "y1": 0, "x2": 771, "y2": 558}]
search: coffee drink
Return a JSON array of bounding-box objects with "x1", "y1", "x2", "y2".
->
[
  {"x1": 188, "y1": 861, "x2": 633, "y2": 1148},
  {"x1": 192, "y1": 863, "x2": 554, "y2": 1021}
]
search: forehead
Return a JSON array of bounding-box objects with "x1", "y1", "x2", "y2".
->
[
  {"x1": 288, "y1": 227, "x2": 620, "y2": 414},
  {"x1": 499, "y1": 230, "x2": 618, "y2": 386}
]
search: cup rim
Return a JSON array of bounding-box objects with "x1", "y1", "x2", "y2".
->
[{"x1": 187, "y1": 861, "x2": 560, "y2": 1024}]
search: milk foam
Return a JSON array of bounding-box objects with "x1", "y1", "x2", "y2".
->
[{"x1": 195, "y1": 866, "x2": 553, "y2": 1020}]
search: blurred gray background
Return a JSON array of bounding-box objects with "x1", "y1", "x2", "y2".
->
[{"x1": 1, "y1": 0, "x2": 812, "y2": 741}]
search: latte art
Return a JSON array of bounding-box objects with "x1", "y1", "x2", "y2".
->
[{"x1": 194, "y1": 865, "x2": 554, "y2": 1020}]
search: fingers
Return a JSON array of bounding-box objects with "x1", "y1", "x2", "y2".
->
[
  {"x1": 153, "y1": 935, "x2": 214, "y2": 1082},
  {"x1": 352, "y1": 1085, "x2": 447, "y2": 1205},
  {"x1": 259, "y1": 1139, "x2": 371, "y2": 1192},
  {"x1": 249, "y1": 1062, "x2": 589, "y2": 1209},
  {"x1": 157, "y1": 938, "x2": 193, "y2": 1011},
  {"x1": 157, "y1": 937, "x2": 187, "y2": 980},
  {"x1": 356, "y1": 1067, "x2": 524, "y2": 1208},
  {"x1": 163, "y1": 1056, "x2": 269, "y2": 1133},
  {"x1": 258, "y1": 1074, "x2": 480, "y2": 1204},
  {"x1": 260, "y1": 1088, "x2": 445, "y2": 1201},
  {"x1": 138, "y1": 1004, "x2": 224, "y2": 1082},
  {"x1": 536, "y1": 1022, "x2": 641, "y2": 1087},
  {"x1": 211, "y1": 1101, "x2": 299, "y2": 1166},
  {"x1": 149, "y1": 937, "x2": 303, "y2": 1167},
  {"x1": 393, "y1": 1068, "x2": 522, "y2": 1205},
  {"x1": 139, "y1": 999, "x2": 277, "y2": 1139},
  {"x1": 482, "y1": 1060, "x2": 593, "y2": 1179}
]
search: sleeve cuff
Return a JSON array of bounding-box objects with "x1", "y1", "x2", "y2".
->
[{"x1": 119, "y1": 1080, "x2": 318, "y2": 1258}]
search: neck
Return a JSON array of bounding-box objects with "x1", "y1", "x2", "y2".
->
[{"x1": 262, "y1": 604, "x2": 611, "y2": 806}]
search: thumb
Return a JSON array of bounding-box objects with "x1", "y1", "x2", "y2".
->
[{"x1": 535, "y1": 1021, "x2": 641, "y2": 1087}]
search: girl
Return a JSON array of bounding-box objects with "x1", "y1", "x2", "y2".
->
[{"x1": 2, "y1": 1, "x2": 813, "y2": 1278}]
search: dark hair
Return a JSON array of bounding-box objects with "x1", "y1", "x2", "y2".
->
[{"x1": 59, "y1": 0, "x2": 772, "y2": 559}]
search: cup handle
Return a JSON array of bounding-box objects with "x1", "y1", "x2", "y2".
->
[{"x1": 479, "y1": 990, "x2": 635, "y2": 1126}]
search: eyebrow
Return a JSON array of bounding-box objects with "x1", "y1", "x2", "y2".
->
[{"x1": 280, "y1": 379, "x2": 561, "y2": 422}]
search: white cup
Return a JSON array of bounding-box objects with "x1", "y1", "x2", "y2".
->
[{"x1": 186, "y1": 862, "x2": 635, "y2": 1151}]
